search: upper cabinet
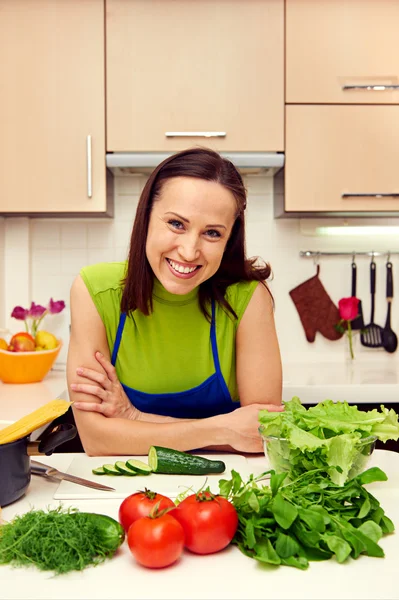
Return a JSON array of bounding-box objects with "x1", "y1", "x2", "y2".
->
[
  {"x1": 286, "y1": 0, "x2": 399, "y2": 105},
  {"x1": 281, "y1": 105, "x2": 399, "y2": 215},
  {"x1": 0, "y1": 0, "x2": 111, "y2": 215},
  {"x1": 106, "y1": 0, "x2": 284, "y2": 152}
]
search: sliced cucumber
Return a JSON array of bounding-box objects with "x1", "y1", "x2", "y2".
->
[
  {"x1": 148, "y1": 446, "x2": 226, "y2": 475},
  {"x1": 114, "y1": 461, "x2": 137, "y2": 475},
  {"x1": 102, "y1": 463, "x2": 123, "y2": 476},
  {"x1": 92, "y1": 467, "x2": 107, "y2": 476},
  {"x1": 125, "y1": 459, "x2": 152, "y2": 475}
]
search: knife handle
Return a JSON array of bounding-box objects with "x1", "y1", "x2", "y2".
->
[{"x1": 30, "y1": 460, "x2": 52, "y2": 475}]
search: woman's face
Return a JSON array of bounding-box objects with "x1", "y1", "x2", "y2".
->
[{"x1": 146, "y1": 176, "x2": 237, "y2": 295}]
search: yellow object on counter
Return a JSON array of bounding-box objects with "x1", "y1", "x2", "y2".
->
[{"x1": 0, "y1": 399, "x2": 71, "y2": 445}]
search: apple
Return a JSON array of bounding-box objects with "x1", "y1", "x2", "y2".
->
[
  {"x1": 0, "y1": 338, "x2": 8, "y2": 351},
  {"x1": 8, "y1": 332, "x2": 36, "y2": 352},
  {"x1": 35, "y1": 330, "x2": 58, "y2": 351}
]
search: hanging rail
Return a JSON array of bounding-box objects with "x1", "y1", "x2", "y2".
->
[{"x1": 300, "y1": 250, "x2": 399, "y2": 258}]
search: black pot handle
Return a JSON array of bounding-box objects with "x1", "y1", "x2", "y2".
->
[{"x1": 37, "y1": 423, "x2": 77, "y2": 456}]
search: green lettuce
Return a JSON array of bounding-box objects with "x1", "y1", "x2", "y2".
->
[{"x1": 259, "y1": 397, "x2": 399, "y2": 486}]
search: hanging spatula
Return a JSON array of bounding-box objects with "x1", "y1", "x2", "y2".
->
[
  {"x1": 360, "y1": 260, "x2": 383, "y2": 348},
  {"x1": 350, "y1": 261, "x2": 364, "y2": 330}
]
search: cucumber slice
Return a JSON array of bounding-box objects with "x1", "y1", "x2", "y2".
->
[
  {"x1": 92, "y1": 467, "x2": 107, "y2": 476},
  {"x1": 114, "y1": 461, "x2": 137, "y2": 475},
  {"x1": 102, "y1": 463, "x2": 123, "y2": 475},
  {"x1": 125, "y1": 459, "x2": 152, "y2": 475},
  {"x1": 148, "y1": 446, "x2": 226, "y2": 475}
]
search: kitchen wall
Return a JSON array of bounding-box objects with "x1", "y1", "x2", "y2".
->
[{"x1": 1, "y1": 175, "x2": 399, "y2": 369}]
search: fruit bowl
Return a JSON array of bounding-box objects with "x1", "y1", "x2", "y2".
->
[
  {"x1": 0, "y1": 341, "x2": 62, "y2": 384},
  {"x1": 259, "y1": 427, "x2": 377, "y2": 485}
]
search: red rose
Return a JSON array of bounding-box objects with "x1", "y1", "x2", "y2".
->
[{"x1": 338, "y1": 297, "x2": 360, "y2": 322}]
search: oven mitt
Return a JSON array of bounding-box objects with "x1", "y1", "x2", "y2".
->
[{"x1": 289, "y1": 266, "x2": 344, "y2": 343}]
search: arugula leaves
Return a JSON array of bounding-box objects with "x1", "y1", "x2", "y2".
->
[
  {"x1": 259, "y1": 398, "x2": 399, "y2": 485},
  {"x1": 219, "y1": 467, "x2": 394, "y2": 570}
]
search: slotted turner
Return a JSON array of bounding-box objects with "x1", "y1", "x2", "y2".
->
[{"x1": 360, "y1": 260, "x2": 383, "y2": 348}]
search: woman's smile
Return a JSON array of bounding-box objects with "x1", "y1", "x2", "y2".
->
[{"x1": 166, "y1": 258, "x2": 202, "y2": 279}]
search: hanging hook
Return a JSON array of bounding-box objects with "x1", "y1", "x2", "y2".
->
[
  {"x1": 352, "y1": 250, "x2": 356, "y2": 265},
  {"x1": 387, "y1": 251, "x2": 391, "y2": 263},
  {"x1": 371, "y1": 251, "x2": 375, "y2": 263}
]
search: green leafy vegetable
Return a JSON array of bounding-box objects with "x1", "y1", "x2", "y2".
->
[
  {"x1": 259, "y1": 397, "x2": 399, "y2": 485},
  {"x1": 0, "y1": 506, "x2": 125, "y2": 574},
  {"x1": 219, "y1": 466, "x2": 394, "y2": 570}
]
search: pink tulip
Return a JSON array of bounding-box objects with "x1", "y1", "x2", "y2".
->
[
  {"x1": 338, "y1": 297, "x2": 360, "y2": 322},
  {"x1": 11, "y1": 306, "x2": 29, "y2": 320},
  {"x1": 28, "y1": 302, "x2": 47, "y2": 318},
  {"x1": 48, "y1": 298, "x2": 66, "y2": 314}
]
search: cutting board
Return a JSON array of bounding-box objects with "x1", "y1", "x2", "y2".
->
[{"x1": 53, "y1": 453, "x2": 250, "y2": 500}]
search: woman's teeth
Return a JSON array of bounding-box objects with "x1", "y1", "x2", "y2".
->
[{"x1": 167, "y1": 259, "x2": 198, "y2": 274}]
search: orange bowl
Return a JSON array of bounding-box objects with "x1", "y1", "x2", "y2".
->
[{"x1": 0, "y1": 341, "x2": 62, "y2": 384}]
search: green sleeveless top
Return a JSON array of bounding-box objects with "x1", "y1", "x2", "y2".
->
[{"x1": 80, "y1": 262, "x2": 258, "y2": 401}]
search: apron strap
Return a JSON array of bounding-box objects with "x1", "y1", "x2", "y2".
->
[
  {"x1": 111, "y1": 312, "x2": 127, "y2": 366},
  {"x1": 210, "y1": 300, "x2": 231, "y2": 402}
]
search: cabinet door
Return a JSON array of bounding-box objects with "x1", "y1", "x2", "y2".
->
[
  {"x1": 286, "y1": 0, "x2": 399, "y2": 104},
  {"x1": 0, "y1": 0, "x2": 108, "y2": 214},
  {"x1": 106, "y1": 0, "x2": 284, "y2": 152},
  {"x1": 285, "y1": 105, "x2": 399, "y2": 214}
]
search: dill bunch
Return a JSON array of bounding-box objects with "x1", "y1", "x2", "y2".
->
[{"x1": 0, "y1": 506, "x2": 125, "y2": 575}]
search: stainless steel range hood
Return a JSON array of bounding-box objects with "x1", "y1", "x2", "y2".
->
[{"x1": 106, "y1": 152, "x2": 284, "y2": 177}]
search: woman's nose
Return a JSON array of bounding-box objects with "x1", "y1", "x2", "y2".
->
[{"x1": 178, "y1": 235, "x2": 200, "y2": 262}]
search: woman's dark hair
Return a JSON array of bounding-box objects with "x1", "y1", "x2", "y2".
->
[{"x1": 121, "y1": 147, "x2": 271, "y2": 319}]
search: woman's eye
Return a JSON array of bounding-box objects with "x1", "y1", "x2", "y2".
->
[
  {"x1": 168, "y1": 219, "x2": 184, "y2": 230},
  {"x1": 205, "y1": 229, "x2": 222, "y2": 239}
]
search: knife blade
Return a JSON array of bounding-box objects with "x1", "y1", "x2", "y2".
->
[{"x1": 30, "y1": 460, "x2": 115, "y2": 492}]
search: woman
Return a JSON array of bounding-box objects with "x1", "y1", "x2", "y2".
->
[{"x1": 67, "y1": 147, "x2": 282, "y2": 456}]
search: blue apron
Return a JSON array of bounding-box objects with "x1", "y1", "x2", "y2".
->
[{"x1": 111, "y1": 300, "x2": 238, "y2": 419}]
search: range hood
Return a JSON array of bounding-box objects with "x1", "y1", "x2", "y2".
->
[{"x1": 106, "y1": 152, "x2": 284, "y2": 177}]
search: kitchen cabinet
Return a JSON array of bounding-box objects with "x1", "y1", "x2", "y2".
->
[
  {"x1": 106, "y1": 0, "x2": 284, "y2": 153},
  {"x1": 286, "y1": 0, "x2": 399, "y2": 105},
  {"x1": 278, "y1": 105, "x2": 399, "y2": 216},
  {"x1": 0, "y1": 0, "x2": 112, "y2": 215}
]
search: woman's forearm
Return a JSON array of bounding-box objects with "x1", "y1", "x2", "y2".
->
[{"x1": 74, "y1": 409, "x2": 227, "y2": 456}]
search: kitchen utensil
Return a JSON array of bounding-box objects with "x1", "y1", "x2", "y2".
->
[
  {"x1": 53, "y1": 453, "x2": 250, "y2": 500},
  {"x1": 382, "y1": 261, "x2": 398, "y2": 353},
  {"x1": 350, "y1": 260, "x2": 365, "y2": 330},
  {"x1": 360, "y1": 260, "x2": 383, "y2": 348},
  {"x1": 0, "y1": 422, "x2": 77, "y2": 507},
  {"x1": 30, "y1": 460, "x2": 115, "y2": 491}
]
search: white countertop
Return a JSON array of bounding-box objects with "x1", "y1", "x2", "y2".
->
[
  {"x1": 0, "y1": 361, "x2": 398, "y2": 427},
  {"x1": 1, "y1": 450, "x2": 399, "y2": 600}
]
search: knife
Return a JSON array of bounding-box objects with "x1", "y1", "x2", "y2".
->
[{"x1": 31, "y1": 460, "x2": 115, "y2": 492}]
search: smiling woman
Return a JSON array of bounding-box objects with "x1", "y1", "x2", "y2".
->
[{"x1": 65, "y1": 147, "x2": 283, "y2": 456}]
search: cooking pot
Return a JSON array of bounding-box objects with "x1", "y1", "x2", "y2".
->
[{"x1": 0, "y1": 422, "x2": 76, "y2": 507}]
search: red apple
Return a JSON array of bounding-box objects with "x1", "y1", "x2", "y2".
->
[{"x1": 8, "y1": 332, "x2": 36, "y2": 352}]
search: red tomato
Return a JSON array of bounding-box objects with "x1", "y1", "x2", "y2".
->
[
  {"x1": 118, "y1": 489, "x2": 175, "y2": 532},
  {"x1": 173, "y1": 491, "x2": 238, "y2": 554},
  {"x1": 127, "y1": 513, "x2": 185, "y2": 568}
]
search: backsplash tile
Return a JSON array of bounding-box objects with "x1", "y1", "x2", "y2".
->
[{"x1": 1, "y1": 175, "x2": 398, "y2": 370}]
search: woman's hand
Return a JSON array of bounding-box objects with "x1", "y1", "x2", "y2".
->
[
  {"x1": 218, "y1": 403, "x2": 283, "y2": 454},
  {"x1": 71, "y1": 351, "x2": 139, "y2": 420}
]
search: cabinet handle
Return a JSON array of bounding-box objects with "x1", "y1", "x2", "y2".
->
[
  {"x1": 165, "y1": 131, "x2": 226, "y2": 138},
  {"x1": 86, "y1": 135, "x2": 92, "y2": 198},
  {"x1": 342, "y1": 193, "x2": 399, "y2": 198},
  {"x1": 342, "y1": 84, "x2": 399, "y2": 91}
]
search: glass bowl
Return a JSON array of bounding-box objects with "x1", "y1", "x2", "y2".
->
[{"x1": 259, "y1": 426, "x2": 377, "y2": 484}]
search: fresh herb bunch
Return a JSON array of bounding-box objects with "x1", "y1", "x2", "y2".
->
[
  {"x1": 259, "y1": 397, "x2": 399, "y2": 485},
  {"x1": 219, "y1": 467, "x2": 394, "y2": 570},
  {"x1": 0, "y1": 506, "x2": 125, "y2": 574}
]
